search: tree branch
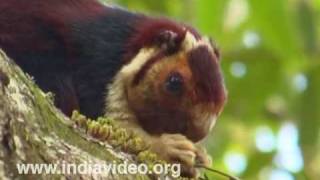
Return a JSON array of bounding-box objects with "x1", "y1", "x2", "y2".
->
[{"x1": 0, "y1": 49, "x2": 151, "y2": 180}]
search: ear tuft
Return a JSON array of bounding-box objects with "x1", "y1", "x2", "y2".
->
[{"x1": 156, "y1": 30, "x2": 179, "y2": 53}]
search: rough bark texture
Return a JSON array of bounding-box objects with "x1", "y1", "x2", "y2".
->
[{"x1": 0, "y1": 50, "x2": 150, "y2": 180}]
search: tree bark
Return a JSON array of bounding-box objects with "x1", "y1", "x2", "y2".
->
[{"x1": 0, "y1": 50, "x2": 151, "y2": 180}]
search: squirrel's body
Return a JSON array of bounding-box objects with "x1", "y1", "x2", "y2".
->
[
  {"x1": 1, "y1": 1, "x2": 144, "y2": 117},
  {"x1": 0, "y1": 0, "x2": 227, "y2": 177}
]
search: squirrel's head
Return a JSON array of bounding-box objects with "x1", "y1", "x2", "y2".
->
[{"x1": 108, "y1": 19, "x2": 227, "y2": 142}]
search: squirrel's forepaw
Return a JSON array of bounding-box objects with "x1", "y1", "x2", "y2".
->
[{"x1": 150, "y1": 134, "x2": 211, "y2": 178}]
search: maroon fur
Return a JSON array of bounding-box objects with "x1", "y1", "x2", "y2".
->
[
  {"x1": 0, "y1": 0, "x2": 107, "y2": 117},
  {"x1": 123, "y1": 18, "x2": 188, "y2": 63},
  {"x1": 188, "y1": 46, "x2": 226, "y2": 111},
  {"x1": 0, "y1": 0, "x2": 104, "y2": 57}
]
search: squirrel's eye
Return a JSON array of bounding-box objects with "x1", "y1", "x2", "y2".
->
[{"x1": 165, "y1": 72, "x2": 184, "y2": 95}]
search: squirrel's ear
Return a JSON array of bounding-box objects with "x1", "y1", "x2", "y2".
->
[{"x1": 155, "y1": 30, "x2": 181, "y2": 54}]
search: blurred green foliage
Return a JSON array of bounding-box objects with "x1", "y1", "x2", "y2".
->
[{"x1": 104, "y1": 0, "x2": 320, "y2": 179}]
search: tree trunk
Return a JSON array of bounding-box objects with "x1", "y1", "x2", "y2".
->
[{"x1": 0, "y1": 50, "x2": 151, "y2": 180}]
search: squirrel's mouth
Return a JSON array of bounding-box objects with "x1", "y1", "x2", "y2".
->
[{"x1": 185, "y1": 112, "x2": 217, "y2": 142}]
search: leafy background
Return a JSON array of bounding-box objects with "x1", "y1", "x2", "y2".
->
[{"x1": 104, "y1": 0, "x2": 320, "y2": 179}]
